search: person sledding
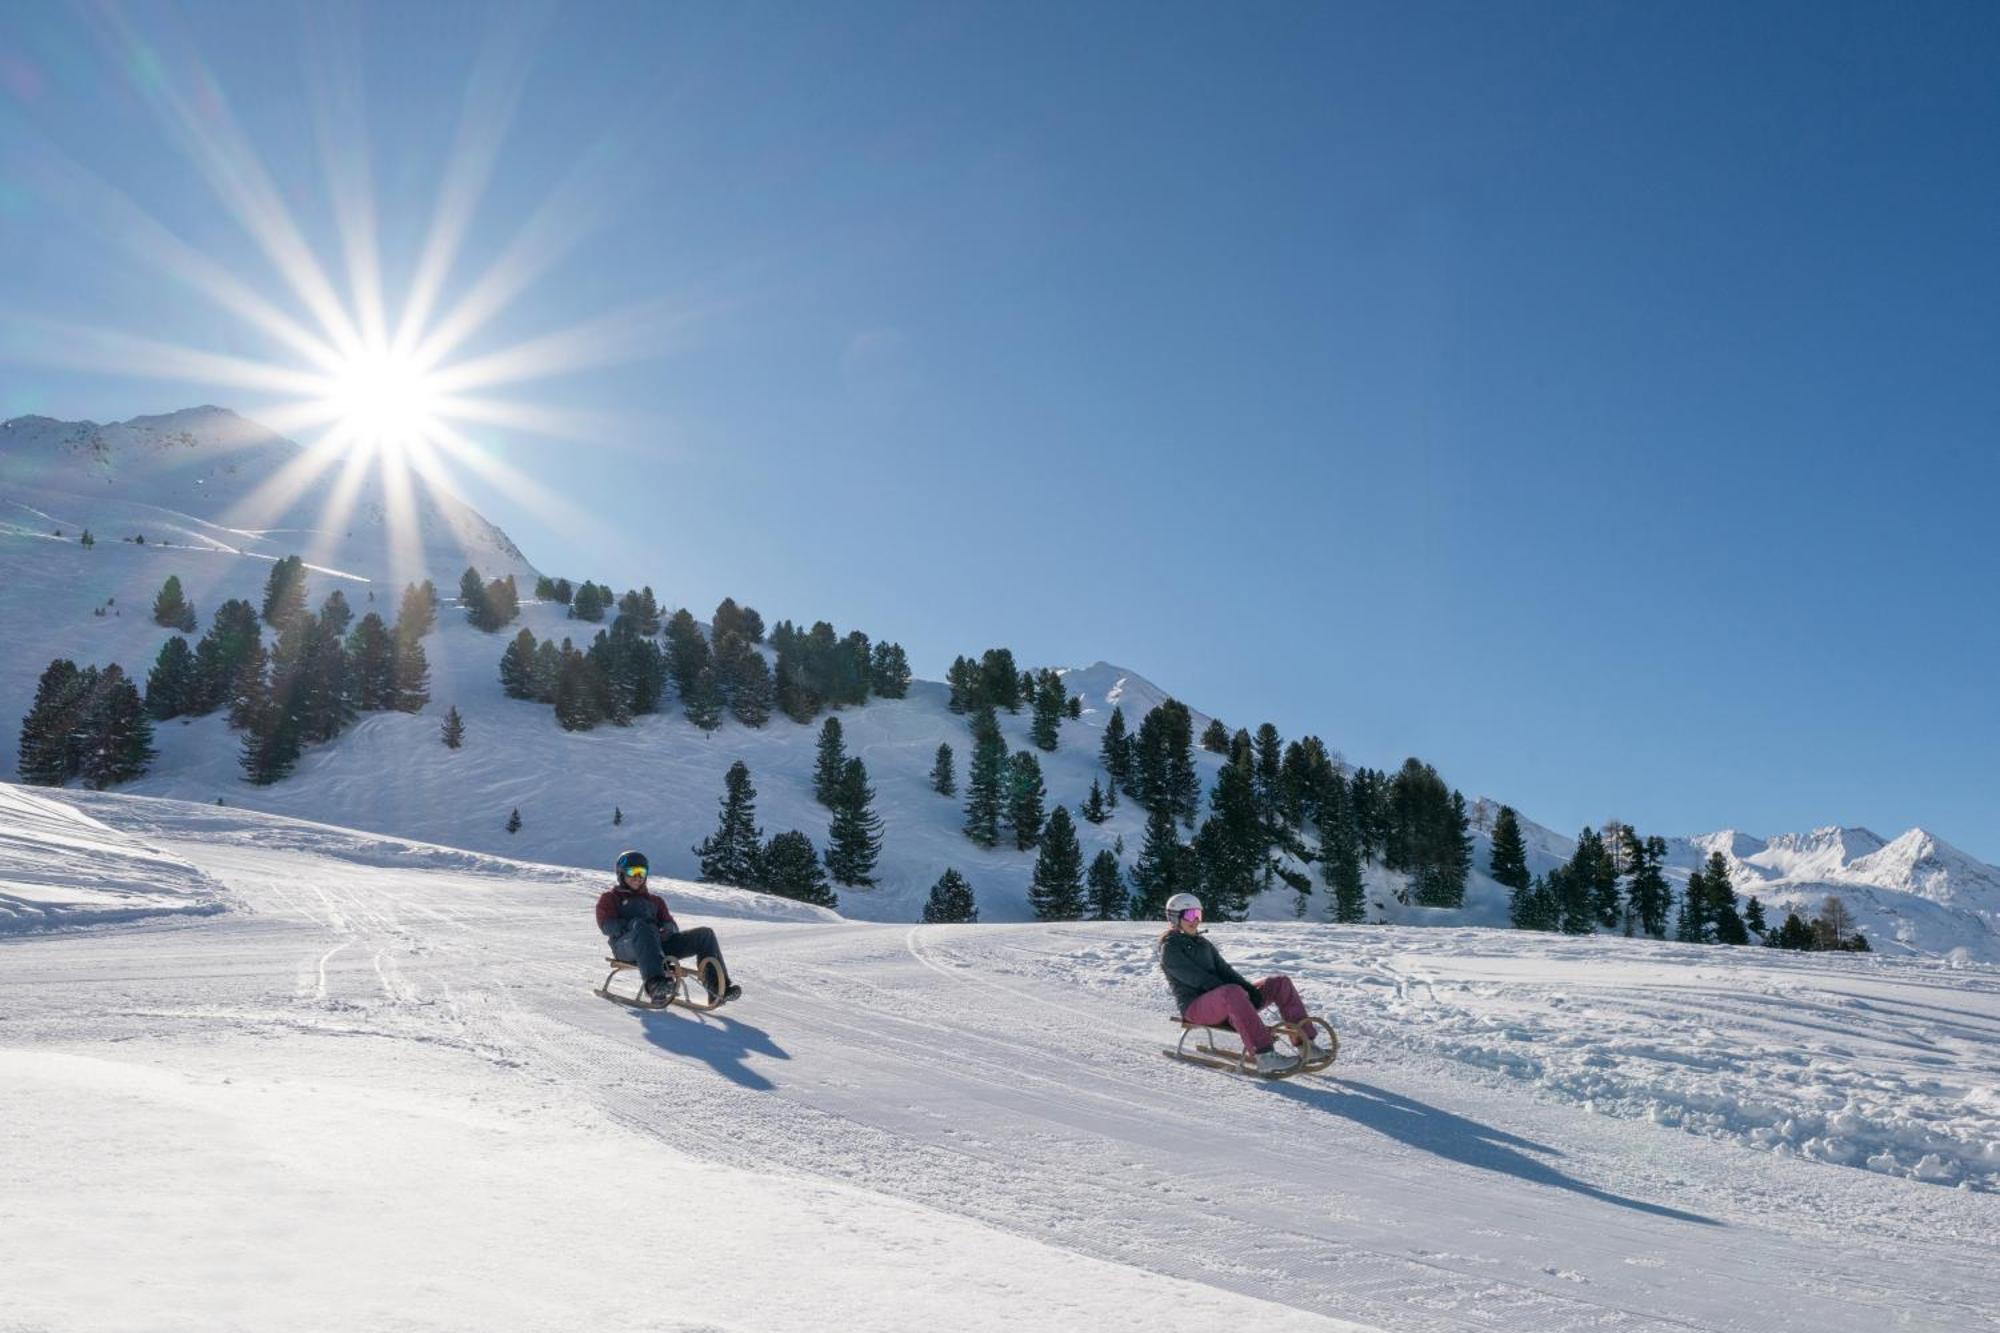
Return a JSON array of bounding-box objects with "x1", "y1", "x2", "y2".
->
[
  {"x1": 596, "y1": 850, "x2": 741, "y2": 1006},
  {"x1": 1160, "y1": 892, "x2": 1331, "y2": 1075}
]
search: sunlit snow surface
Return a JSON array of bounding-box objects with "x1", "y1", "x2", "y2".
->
[{"x1": 2, "y1": 791, "x2": 1995, "y2": 1331}]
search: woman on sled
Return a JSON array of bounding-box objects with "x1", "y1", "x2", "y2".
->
[{"x1": 1160, "y1": 892, "x2": 1331, "y2": 1075}]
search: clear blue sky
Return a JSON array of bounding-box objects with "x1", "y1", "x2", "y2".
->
[{"x1": 3, "y1": 2, "x2": 1996, "y2": 859}]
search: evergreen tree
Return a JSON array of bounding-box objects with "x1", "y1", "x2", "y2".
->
[
  {"x1": 694, "y1": 760, "x2": 763, "y2": 886},
  {"x1": 614, "y1": 587, "x2": 662, "y2": 636},
  {"x1": 922, "y1": 868, "x2": 978, "y2": 924},
  {"x1": 1006, "y1": 750, "x2": 1046, "y2": 850},
  {"x1": 663, "y1": 608, "x2": 710, "y2": 699},
  {"x1": 1510, "y1": 873, "x2": 1560, "y2": 930},
  {"x1": 532, "y1": 639, "x2": 562, "y2": 704},
  {"x1": 1623, "y1": 831, "x2": 1672, "y2": 939},
  {"x1": 1556, "y1": 828, "x2": 1602, "y2": 933},
  {"x1": 440, "y1": 705, "x2": 464, "y2": 749},
  {"x1": 318, "y1": 589, "x2": 353, "y2": 637},
  {"x1": 1195, "y1": 759, "x2": 1263, "y2": 920},
  {"x1": 930, "y1": 742, "x2": 956, "y2": 796},
  {"x1": 500, "y1": 628, "x2": 539, "y2": 699},
  {"x1": 535, "y1": 576, "x2": 557, "y2": 600},
  {"x1": 1131, "y1": 699, "x2": 1199, "y2": 826},
  {"x1": 945, "y1": 656, "x2": 976, "y2": 713},
  {"x1": 1029, "y1": 807, "x2": 1086, "y2": 920},
  {"x1": 824, "y1": 757, "x2": 884, "y2": 886},
  {"x1": 1707, "y1": 852, "x2": 1749, "y2": 945},
  {"x1": 980, "y1": 648, "x2": 1022, "y2": 712},
  {"x1": 869, "y1": 641, "x2": 912, "y2": 699},
  {"x1": 346, "y1": 613, "x2": 398, "y2": 710},
  {"x1": 1252, "y1": 723, "x2": 1284, "y2": 827},
  {"x1": 1129, "y1": 801, "x2": 1192, "y2": 920},
  {"x1": 262, "y1": 555, "x2": 308, "y2": 629},
  {"x1": 393, "y1": 634, "x2": 430, "y2": 712},
  {"x1": 396, "y1": 581, "x2": 438, "y2": 641},
  {"x1": 1200, "y1": 717, "x2": 1231, "y2": 753},
  {"x1": 962, "y1": 705, "x2": 1006, "y2": 847},
  {"x1": 506, "y1": 808, "x2": 522, "y2": 834},
  {"x1": 1087, "y1": 849, "x2": 1126, "y2": 920},
  {"x1": 553, "y1": 640, "x2": 602, "y2": 731},
  {"x1": 145, "y1": 636, "x2": 199, "y2": 720},
  {"x1": 1488, "y1": 805, "x2": 1531, "y2": 894},
  {"x1": 80, "y1": 528, "x2": 94, "y2": 548},
  {"x1": 715, "y1": 632, "x2": 774, "y2": 728},
  {"x1": 1773, "y1": 911, "x2": 1815, "y2": 950},
  {"x1": 1676, "y1": 868, "x2": 1709, "y2": 942},
  {"x1": 17, "y1": 659, "x2": 88, "y2": 784},
  {"x1": 1030, "y1": 671, "x2": 1065, "y2": 750},
  {"x1": 152, "y1": 575, "x2": 197, "y2": 632},
  {"x1": 1080, "y1": 777, "x2": 1109, "y2": 824},
  {"x1": 613, "y1": 807, "x2": 623, "y2": 826},
  {"x1": 1318, "y1": 771, "x2": 1366, "y2": 923},
  {"x1": 1745, "y1": 895, "x2": 1768, "y2": 936},
  {"x1": 191, "y1": 599, "x2": 262, "y2": 715},
  {"x1": 569, "y1": 581, "x2": 605, "y2": 622},
  {"x1": 225, "y1": 640, "x2": 271, "y2": 732},
  {"x1": 1099, "y1": 704, "x2": 1133, "y2": 794},
  {"x1": 1383, "y1": 758, "x2": 1471, "y2": 907},
  {"x1": 759, "y1": 830, "x2": 837, "y2": 908},
  {"x1": 683, "y1": 664, "x2": 723, "y2": 731},
  {"x1": 458, "y1": 567, "x2": 490, "y2": 628},
  {"x1": 813, "y1": 717, "x2": 848, "y2": 806}
]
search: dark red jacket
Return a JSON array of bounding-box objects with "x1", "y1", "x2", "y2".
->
[{"x1": 596, "y1": 883, "x2": 677, "y2": 936}]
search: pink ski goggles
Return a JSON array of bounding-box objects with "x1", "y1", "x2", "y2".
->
[{"x1": 1178, "y1": 907, "x2": 1202, "y2": 924}]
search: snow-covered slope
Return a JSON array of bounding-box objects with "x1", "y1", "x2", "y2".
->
[
  {"x1": 0, "y1": 784, "x2": 224, "y2": 931},
  {"x1": 7, "y1": 404, "x2": 2000, "y2": 951},
  {"x1": 2, "y1": 790, "x2": 1995, "y2": 1331},
  {"x1": 0, "y1": 406, "x2": 536, "y2": 586}
]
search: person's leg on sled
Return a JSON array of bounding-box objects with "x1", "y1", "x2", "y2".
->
[{"x1": 661, "y1": 925, "x2": 738, "y2": 1005}]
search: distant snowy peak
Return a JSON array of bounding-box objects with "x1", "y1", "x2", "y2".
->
[
  {"x1": 1, "y1": 406, "x2": 536, "y2": 586},
  {"x1": 1056, "y1": 661, "x2": 1213, "y2": 733},
  {"x1": 1846, "y1": 829, "x2": 2000, "y2": 909},
  {"x1": 1679, "y1": 824, "x2": 2000, "y2": 912}
]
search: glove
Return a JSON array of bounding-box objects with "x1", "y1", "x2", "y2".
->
[{"x1": 1245, "y1": 985, "x2": 1265, "y2": 1010}]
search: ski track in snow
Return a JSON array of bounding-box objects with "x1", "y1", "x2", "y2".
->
[{"x1": 3, "y1": 792, "x2": 1997, "y2": 1331}]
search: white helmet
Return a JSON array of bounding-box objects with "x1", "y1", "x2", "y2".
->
[{"x1": 1164, "y1": 892, "x2": 1203, "y2": 924}]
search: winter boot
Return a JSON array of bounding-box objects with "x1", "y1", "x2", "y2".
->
[
  {"x1": 642, "y1": 976, "x2": 674, "y2": 1006},
  {"x1": 1253, "y1": 1048, "x2": 1297, "y2": 1075}
]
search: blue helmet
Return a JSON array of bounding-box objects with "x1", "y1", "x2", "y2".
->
[{"x1": 615, "y1": 850, "x2": 649, "y2": 881}]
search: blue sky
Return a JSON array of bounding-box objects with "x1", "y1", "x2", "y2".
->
[{"x1": 2, "y1": 2, "x2": 1996, "y2": 859}]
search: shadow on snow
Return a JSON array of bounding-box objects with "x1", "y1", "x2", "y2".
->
[
  {"x1": 627, "y1": 1006, "x2": 790, "y2": 1091},
  {"x1": 1274, "y1": 1077, "x2": 1720, "y2": 1226}
]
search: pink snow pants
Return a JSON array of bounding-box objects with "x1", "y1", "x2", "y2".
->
[{"x1": 1183, "y1": 975, "x2": 1308, "y2": 1054}]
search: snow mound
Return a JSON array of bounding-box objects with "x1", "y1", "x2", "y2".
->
[{"x1": 0, "y1": 783, "x2": 226, "y2": 930}]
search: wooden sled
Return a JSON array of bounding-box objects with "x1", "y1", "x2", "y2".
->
[
  {"x1": 1164, "y1": 1014, "x2": 1338, "y2": 1079},
  {"x1": 596, "y1": 956, "x2": 730, "y2": 1012}
]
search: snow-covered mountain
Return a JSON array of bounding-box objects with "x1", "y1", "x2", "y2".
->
[
  {"x1": 5, "y1": 405, "x2": 1999, "y2": 955},
  {"x1": 0, "y1": 406, "x2": 535, "y2": 587}
]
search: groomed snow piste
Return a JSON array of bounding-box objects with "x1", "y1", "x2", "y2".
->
[{"x1": 3, "y1": 789, "x2": 1995, "y2": 1332}]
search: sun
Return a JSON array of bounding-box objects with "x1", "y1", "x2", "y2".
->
[{"x1": 320, "y1": 347, "x2": 443, "y2": 455}]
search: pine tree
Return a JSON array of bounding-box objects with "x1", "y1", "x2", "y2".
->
[
  {"x1": 1252, "y1": 723, "x2": 1284, "y2": 826},
  {"x1": 613, "y1": 806, "x2": 623, "y2": 826},
  {"x1": 145, "y1": 636, "x2": 199, "y2": 720},
  {"x1": 1708, "y1": 852, "x2": 1749, "y2": 944},
  {"x1": 1029, "y1": 807, "x2": 1086, "y2": 920},
  {"x1": 1200, "y1": 718, "x2": 1230, "y2": 753},
  {"x1": 1488, "y1": 805, "x2": 1531, "y2": 894},
  {"x1": 499, "y1": 629, "x2": 539, "y2": 699},
  {"x1": 17, "y1": 659, "x2": 87, "y2": 785},
  {"x1": 506, "y1": 808, "x2": 522, "y2": 834},
  {"x1": 192, "y1": 599, "x2": 262, "y2": 715},
  {"x1": 1676, "y1": 869, "x2": 1708, "y2": 942},
  {"x1": 569, "y1": 582, "x2": 605, "y2": 622},
  {"x1": 1624, "y1": 831, "x2": 1672, "y2": 939},
  {"x1": 715, "y1": 632, "x2": 774, "y2": 728},
  {"x1": 1080, "y1": 777, "x2": 1109, "y2": 824},
  {"x1": 945, "y1": 656, "x2": 975, "y2": 714},
  {"x1": 345, "y1": 613, "x2": 397, "y2": 710},
  {"x1": 1099, "y1": 704, "x2": 1132, "y2": 794},
  {"x1": 1745, "y1": 895, "x2": 1767, "y2": 936},
  {"x1": 80, "y1": 528, "x2": 94, "y2": 548},
  {"x1": 319, "y1": 589, "x2": 353, "y2": 637},
  {"x1": 262, "y1": 555, "x2": 308, "y2": 629},
  {"x1": 554, "y1": 641, "x2": 602, "y2": 731},
  {"x1": 695, "y1": 760, "x2": 763, "y2": 886},
  {"x1": 1195, "y1": 759, "x2": 1263, "y2": 920},
  {"x1": 922, "y1": 869, "x2": 978, "y2": 924},
  {"x1": 1006, "y1": 750, "x2": 1046, "y2": 850},
  {"x1": 813, "y1": 717, "x2": 848, "y2": 806},
  {"x1": 1087, "y1": 849, "x2": 1127, "y2": 920},
  {"x1": 1128, "y1": 801, "x2": 1192, "y2": 920},
  {"x1": 962, "y1": 706, "x2": 1006, "y2": 847},
  {"x1": 396, "y1": 581, "x2": 438, "y2": 641},
  {"x1": 440, "y1": 706, "x2": 464, "y2": 749},
  {"x1": 683, "y1": 664, "x2": 723, "y2": 731},
  {"x1": 1556, "y1": 828, "x2": 1602, "y2": 934},
  {"x1": 1318, "y1": 771, "x2": 1366, "y2": 923},
  {"x1": 930, "y1": 742, "x2": 956, "y2": 796},
  {"x1": 759, "y1": 830, "x2": 837, "y2": 908},
  {"x1": 869, "y1": 642, "x2": 912, "y2": 699},
  {"x1": 825, "y1": 757, "x2": 884, "y2": 886},
  {"x1": 1030, "y1": 672, "x2": 1064, "y2": 751},
  {"x1": 152, "y1": 575, "x2": 197, "y2": 632},
  {"x1": 532, "y1": 639, "x2": 562, "y2": 704},
  {"x1": 980, "y1": 648, "x2": 1021, "y2": 712}
]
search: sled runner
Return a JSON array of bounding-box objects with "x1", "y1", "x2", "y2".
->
[
  {"x1": 1164, "y1": 1014, "x2": 1338, "y2": 1078},
  {"x1": 597, "y1": 956, "x2": 730, "y2": 1011}
]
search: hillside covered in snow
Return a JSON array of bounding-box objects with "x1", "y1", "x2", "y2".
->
[
  {"x1": 2, "y1": 789, "x2": 1995, "y2": 1331},
  {"x1": 5, "y1": 406, "x2": 1999, "y2": 959}
]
